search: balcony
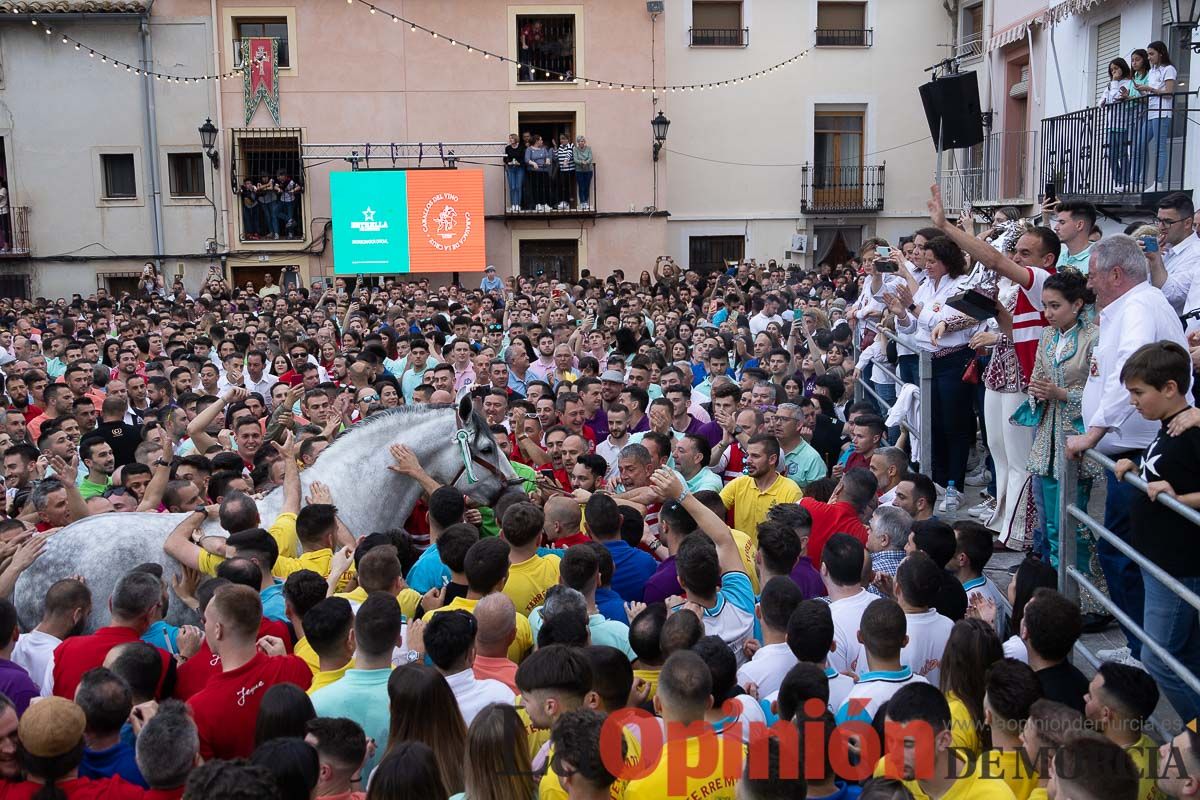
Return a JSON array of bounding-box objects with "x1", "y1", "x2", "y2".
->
[
  {"x1": 504, "y1": 165, "x2": 597, "y2": 219},
  {"x1": 689, "y1": 27, "x2": 749, "y2": 47},
  {"x1": 801, "y1": 164, "x2": 885, "y2": 213},
  {"x1": 0, "y1": 207, "x2": 29, "y2": 258},
  {"x1": 814, "y1": 28, "x2": 872, "y2": 47},
  {"x1": 1041, "y1": 93, "x2": 1190, "y2": 206},
  {"x1": 940, "y1": 130, "x2": 1039, "y2": 212},
  {"x1": 516, "y1": 15, "x2": 577, "y2": 82}
]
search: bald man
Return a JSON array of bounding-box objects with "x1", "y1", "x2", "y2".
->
[
  {"x1": 560, "y1": 434, "x2": 589, "y2": 474},
  {"x1": 544, "y1": 495, "x2": 589, "y2": 548},
  {"x1": 429, "y1": 390, "x2": 455, "y2": 404},
  {"x1": 472, "y1": 593, "x2": 518, "y2": 693}
]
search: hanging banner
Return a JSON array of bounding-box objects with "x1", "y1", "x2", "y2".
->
[
  {"x1": 330, "y1": 169, "x2": 487, "y2": 275},
  {"x1": 242, "y1": 37, "x2": 280, "y2": 125}
]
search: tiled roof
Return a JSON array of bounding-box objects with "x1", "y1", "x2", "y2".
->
[{"x1": 0, "y1": 1, "x2": 149, "y2": 13}]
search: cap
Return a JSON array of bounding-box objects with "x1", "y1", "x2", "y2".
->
[
  {"x1": 599, "y1": 370, "x2": 626, "y2": 383},
  {"x1": 485, "y1": 265, "x2": 497, "y2": 272},
  {"x1": 830, "y1": 298, "x2": 848, "y2": 310},
  {"x1": 19, "y1": 697, "x2": 86, "y2": 758}
]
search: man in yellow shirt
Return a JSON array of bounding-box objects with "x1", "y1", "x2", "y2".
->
[
  {"x1": 629, "y1": 604, "x2": 665, "y2": 702},
  {"x1": 981, "y1": 659, "x2": 1043, "y2": 800},
  {"x1": 332, "y1": 542, "x2": 421, "y2": 620},
  {"x1": 625, "y1": 649, "x2": 742, "y2": 800},
  {"x1": 1047, "y1": 737, "x2": 1141, "y2": 800},
  {"x1": 875, "y1": 682, "x2": 1016, "y2": 800},
  {"x1": 423, "y1": 537, "x2": 533, "y2": 663},
  {"x1": 516, "y1": 644, "x2": 639, "y2": 800},
  {"x1": 501, "y1": 503, "x2": 561, "y2": 617},
  {"x1": 1084, "y1": 662, "x2": 1169, "y2": 800},
  {"x1": 719, "y1": 436, "x2": 801, "y2": 545},
  {"x1": 300, "y1": 597, "x2": 354, "y2": 694}
]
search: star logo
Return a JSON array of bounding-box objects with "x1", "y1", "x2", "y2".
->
[{"x1": 362, "y1": 207, "x2": 376, "y2": 222}]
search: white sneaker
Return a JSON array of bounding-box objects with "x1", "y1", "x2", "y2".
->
[
  {"x1": 1097, "y1": 646, "x2": 1130, "y2": 662},
  {"x1": 969, "y1": 498, "x2": 996, "y2": 519},
  {"x1": 965, "y1": 469, "x2": 991, "y2": 487},
  {"x1": 1149, "y1": 182, "x2": 1161, "y2": 192},
  {"x1": 1114, "y1": 184, "x2": 1125, "y2": 192}
]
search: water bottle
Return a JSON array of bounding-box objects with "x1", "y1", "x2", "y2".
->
[{"x1": 943, "y1": 480, "x2": 960, "y2": 511}]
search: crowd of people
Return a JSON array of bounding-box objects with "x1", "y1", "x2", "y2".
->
[
  {"x1": 238, "y1": 171, "x2": 304, "y2": 241},
  {"x1": 0, "y1": 180, "x2": 1191, "y2": 799},
  {"x1": 505, "y1": 132, "x2": 594, "y2": 213}
]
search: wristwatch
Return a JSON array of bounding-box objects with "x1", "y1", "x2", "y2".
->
[{"x1": 404, "y1": 649, "x2": 421, "y2": 663}]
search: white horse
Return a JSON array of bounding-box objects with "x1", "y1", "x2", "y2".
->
[{"x1": 13, "y1": 397, "x2": 521, "y2": 631}]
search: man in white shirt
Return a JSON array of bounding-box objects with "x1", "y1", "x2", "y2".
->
[
  {"x1": 1068, "y1": 234, "x2": 1189, "y2": 667},
  {"x1": 422, "y1": 609, "x2": 514, "y2": 726},
  {"x1": 894, "y1": 553, "x2": 954, "y2": 687},
  {"x1": 736, "y1": 577, "x2": 801, "y2": 698},
  {"x1": 822, "y1": 533, "x2": 875, "y2": 676},
  {"x1": 594, "y1": 402, "x2": 630, "y2": 482},
  {"x1": 12, "y1": 578, "x2": 91, "y2": 695},
  {"x1": 748, "y1": 295, "x2": 785, "y2": 336},
  {"x1": 1146, "y1": 192, "x2": 1200, "y2": 318},
  {"x1": 243, "y1": 350, "x2": 278, "y2": 409}
]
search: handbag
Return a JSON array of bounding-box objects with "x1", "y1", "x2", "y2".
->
[
  {"x1": 962, "y1": 356, "x2": 981, "y2": 385},
  {"x1": 1009, "y1": 399, "x2": 1045, "y2": 427}
]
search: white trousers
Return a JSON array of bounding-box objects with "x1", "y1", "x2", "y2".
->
[{"x1": 984, "y1": 389, "x2": 1034, "y2": 534}]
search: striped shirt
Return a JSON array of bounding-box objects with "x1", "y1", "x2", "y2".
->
[
  {"x1": 556, "y1": 144, "x2": 575, "y2": 171},
  {"x1": 1011, "y1": 266, "x2": 1053, "y2": 384}
]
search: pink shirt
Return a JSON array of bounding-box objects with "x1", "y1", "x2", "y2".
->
[{"x1": 473, "y1": 654, "x2": 518, "y2": 694}]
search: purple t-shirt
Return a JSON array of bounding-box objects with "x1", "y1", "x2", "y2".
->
[
  {"x1": 0, "y1": 657, "x2": 38, "y2": 715},
  {"x1": 643, "y1": 557, "x2": 682, "y2": 604},
  {"x1": 587, "y1": 409, "x2": 609, "y2": 441},
  {"x1": 790, "y1": 557, "x2": 827, "y2": 600}
]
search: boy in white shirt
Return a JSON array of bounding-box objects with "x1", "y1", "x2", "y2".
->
[
  {"x1": 764, "y1": 600, "x2": 855, "y2": 719},
  {"x1": 823, "y1": 533, "x2": 876, "y2": 675},
  {"x1": 737, "y1": 576, "x2": 803, "y2": 698},
  {"x1": 895, "y1": 552, "x2": 955, "y2": 687},
  {"x1": 835, "y1": 598, "x2": 927, "y2": 724}
]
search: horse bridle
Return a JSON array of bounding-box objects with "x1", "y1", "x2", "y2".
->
[{"x1": 448, "y1": 427, "x2": 526, "y2": 495}]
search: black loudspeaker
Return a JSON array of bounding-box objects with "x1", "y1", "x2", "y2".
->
[{"x1": 919, "y1": 71, "x2": 985, "y2": 150}]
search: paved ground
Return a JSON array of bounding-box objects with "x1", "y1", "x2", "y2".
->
[{"x1": 941, "y1": 467, "x2": 1183, "y2": 738}]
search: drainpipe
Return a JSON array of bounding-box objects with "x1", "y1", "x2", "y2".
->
[
  {"x1": 209, "y1": 0, "x2": 228, "y2": 255},
  {"x1": 139, "y1": 3, "x2": 166, "y2": 271}
]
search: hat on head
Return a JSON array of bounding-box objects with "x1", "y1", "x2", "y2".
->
[
  {"x1": 19, "y1": 697, "x2": 86, "y2": 758},
  {"x1": 830, "y1": 298, "x2": 847, "y2": 310},
  {"x1": 485, "y1": 265, "x2": 497, "y2": 273},
  {"x1": 599, "y1": 370, "x2": 626, "y2": 383}
]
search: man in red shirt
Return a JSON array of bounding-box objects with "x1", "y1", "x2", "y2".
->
[
  {"x1": 49, "y1": 571, "x2": 172, "y2": 700},
  {"x1": 801, "y1": 467, "x2": 876, "y2": 563},
  {"x1": 187, "y1": 584, "x2": 311, "y2": 760},
  {"x1": 844, "y1": 414, "x2": 885, "y2": 475}
]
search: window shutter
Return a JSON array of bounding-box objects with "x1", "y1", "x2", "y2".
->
[{"x1": 1095, "y1": 18, "x2": 1122, "y2": 104}]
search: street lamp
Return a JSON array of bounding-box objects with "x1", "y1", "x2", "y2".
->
[
  {"x1": 1168, "y1": 0, "x2": 1200, "y2": 51},
  {"x1": 198, "y1": 118, "x2": 219, "y2": 168},
  {"x1": 651, "y1": 111, "x2": 670, "y2": 161}
]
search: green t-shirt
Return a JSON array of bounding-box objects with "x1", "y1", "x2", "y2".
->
[{"x1": 78, "y1": 476, "x2": 112, "y2": 500}]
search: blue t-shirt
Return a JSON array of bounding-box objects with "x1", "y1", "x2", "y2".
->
[
  {"x1": 142, "y1": 620, "x2": 180, "y2": 654},
  {"x1": 81, "y1": 742, "x2": 146, "y2": 788},
  {"x1": 407, "y1": 544, "x2": 450, "y2": 594},
  {"x1": 261, "y1": 579, "x2": 287, "y2": 622},
  {"x1": 602, "y1": 539, "x2": 658, "y2": 602},
  {"x1": 595, "y1": 587, "x2": 627, "y2": 623}
]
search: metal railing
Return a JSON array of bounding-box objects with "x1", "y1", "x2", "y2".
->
[
  {"x1": 505, "y1": 163, "x2": 597, "y2": 216},
  {"x1": 814, "y1": 28, "x2": 873, "y2": 47},
  {"x1": 801, "y1": 164, "x2": 885, "y2": 213},
  {"x1": 939, "y1": 130, "x2": 1039, "y2": 212},
  {"x1": 1041, "y1": 92, "x2": 1189, "y2": 201},
  {"x1": 0, "y1": 207, "x2": 29, "y2": 257},
  {"x1": 689, "y1": 27, "x2": 749, "y2": 47},
  {"x1": 1059, "y1": 450, "x2": 1200, "y2": 702},
  {"x1": 854, "y1": 322, "x2": 934, "y2": 480},
  {"x1": 956, "y1": 32, "x2": 984, "y2": 61}
]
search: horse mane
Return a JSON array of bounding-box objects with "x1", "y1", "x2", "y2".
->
[{"x1": 318, "y1": 403, "x2": 494, "y2": 459}]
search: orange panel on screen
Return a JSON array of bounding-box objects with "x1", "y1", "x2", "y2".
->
[{"x1": 405, "y1": 169, "x2": 487, "y2": 273}]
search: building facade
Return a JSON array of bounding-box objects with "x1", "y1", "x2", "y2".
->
[
  {"x1": 662, "y1": 0, "x2": 951, "y2": 272},
  {"x1": 0, "y1": 0, "x2": 221, "y2": 299}
]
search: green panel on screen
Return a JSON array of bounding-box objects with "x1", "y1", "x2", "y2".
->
[{"x1": 331, "y1": 170, "x2": 412, "y2": 275}]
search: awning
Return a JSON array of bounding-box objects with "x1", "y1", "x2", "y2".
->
[
  {"x1": 987, "y1": 21, "x2": 1032, "y2": 51},
  {"x1": 986, "y1": 0, "x2": 1111, "y2": 52},
  {"x1": 1043, "y1": 0, "x2": 1111, "y2": 26},
  {"x1": 0, "y1": 1, "x2": 149, "y2": 11}
]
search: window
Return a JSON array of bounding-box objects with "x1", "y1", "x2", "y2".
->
[
  {"x1": 815, "y1": 2, "x2": 870, "y2": 47},
  {"x1": 168, "y1": 153, "x2": 205, "y2": 198},
  {"x1": 516, "y1": 14, "x2": 576, "y2": 82},
  {"x1": 691, "y1": 1, "x2": 746, "y2": 46},
  {"x1": 100, "y1": 154, "x2": 136, "y2": 199},
  {"x1": 1095, "y1": 18, "x2": 1122, "y2": 104},
  {"x1": 231, "y1": 128, "x2": 305, "y2": 241},
  {"x1": 234, "y1": 18, "x2": 290, "y2": 69},
  {"x1": 689, "y1": 235, "x2": 744, "y2": 273},
  {"x1": 959, "y1": 3, "x2": 983, "y2": 59},
  {"x1": 519, "y1": 239, "x2": 578, "y2": 281}
]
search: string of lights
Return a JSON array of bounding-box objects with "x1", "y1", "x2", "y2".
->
[
  {"x1": 30, "y1": 2, "x2": 812, "y2": 89},
  {"x1": 28, "y1": 18, "x2": 240, "y2": 83},
  {"x1": 345, "y1": 0, "x2": 811, "y2": 92}
]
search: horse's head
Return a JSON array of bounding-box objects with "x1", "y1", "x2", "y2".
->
[{"x1": 446, "y1": 395, "x2": 524, "y2": 508}]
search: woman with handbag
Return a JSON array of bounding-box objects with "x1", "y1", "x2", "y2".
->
[
  {"x1": 886, "y1": 236, "x2": 981, "y2": 509},
  {"x1": 1022, "y1": 270, "x2": 1101, "y2": 574}
]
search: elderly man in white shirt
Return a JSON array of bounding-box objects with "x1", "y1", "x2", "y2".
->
[
  {"x1": 1067, "y1": 234, "x2": 1189, "y2": 668},
  {"x1": 421, "y1": 609, "x2": 515, "y2": 725},
  {"x1": 1146, "y1": 192, "x2": 1200, "y2": 318}
]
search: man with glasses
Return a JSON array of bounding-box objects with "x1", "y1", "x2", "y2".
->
[
  {"x1": 775, "y1": 401, "x2": 826, "y2": 488},
  {"x1": 1146, "y1": 192, "x2": 1200, "y2": 320}
]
